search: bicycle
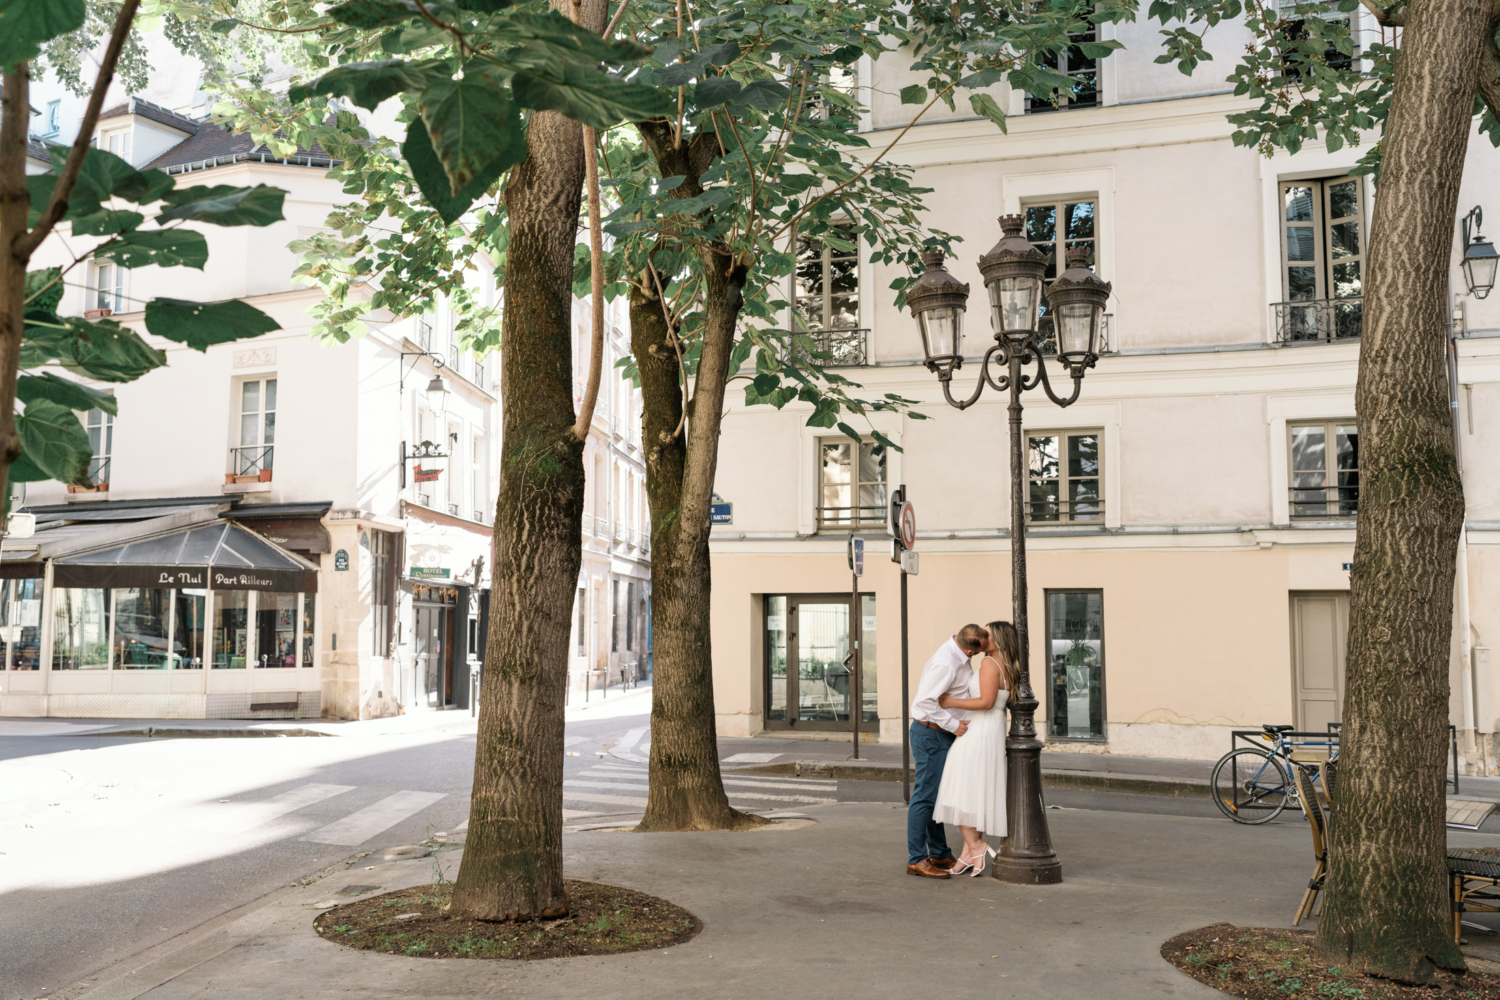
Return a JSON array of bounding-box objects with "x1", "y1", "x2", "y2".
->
[{"x1": 1211, "y1": 725, "x2": 1339, "y2": 825}]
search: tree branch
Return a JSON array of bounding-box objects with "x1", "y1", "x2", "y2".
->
[
  {"x1": 1358, "y1": 0, "x2": 1405, "y2": 26},
  {"x1": 15, "y1": 0, "x2": 142, "y2": 260}
]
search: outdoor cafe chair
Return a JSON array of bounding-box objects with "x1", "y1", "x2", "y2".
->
[{"x1": 1292, "y1": 763, "x2": 1328, "y2": 927}]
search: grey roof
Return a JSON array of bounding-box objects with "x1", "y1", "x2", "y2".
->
[
  {"x1": 57, "y1": 520, "x2": 317, "y2": 573},
  {"x1": 85, "y1": 96, "x2": 341, "y2": 173},
  {"x1": 98, "y1": 98, "x2": 200, "y2": 135},
  {"x1": 23, "y1": 496, "x2": 232, "y2": 525},
  {"x1": 229, "y1": 501, "x2": 334, "y2": 521}
]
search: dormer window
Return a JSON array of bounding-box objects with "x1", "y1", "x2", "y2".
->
[{"x1": 96, "y1": 127, "x2": 132, "y2": 164}]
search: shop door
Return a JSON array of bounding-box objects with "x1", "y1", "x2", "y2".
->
[
  {"x1": 415, "y1": 605, "x2": 446, "y2": 708},
  {"x1": 763, "y1": 594, "x2": 876, "y2": 732},
  {"x1": 1291, "y1": 592, "x2": 1348, "y2": 731}
]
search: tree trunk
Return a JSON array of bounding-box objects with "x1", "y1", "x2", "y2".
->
[
  {"x1": 0, "y1": 68, "x2": 31, "y2": 512},
  {"x1": 450, "y1": 0, "x2": 603, "y2": 920},
  {"x1": 631, "y1": 270, "x2": 753, "y2": 831},
  {"x1": 1315, "y1": 0, "x2": 1480, "y2": 980}
]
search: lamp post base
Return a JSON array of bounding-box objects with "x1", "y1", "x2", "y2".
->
[{"x1": 992, "y1": 737, "x2": 1063, "y2": 885}]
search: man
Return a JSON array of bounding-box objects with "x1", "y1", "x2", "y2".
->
[{"x1": 907, "y1": 623, "x2": 994, "y2": 878}]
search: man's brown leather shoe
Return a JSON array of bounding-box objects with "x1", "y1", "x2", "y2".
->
[
  {"x1": 906, "y1": 859, "x2": 951, "y2": 879},
  {"x1": 929, "y1": 856, "x2": 958, "y2": 870}
]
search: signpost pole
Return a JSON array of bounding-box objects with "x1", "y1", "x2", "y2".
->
[
  {"x1": 850, "y1": 534, "x2": 861, "y2": 760},
  {"x1": 891, "y1": 485, "x2": 916, "y2": 803}
]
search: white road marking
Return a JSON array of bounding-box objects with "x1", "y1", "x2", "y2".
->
[
  {"x1": 576, "y1": 768, "x2": 833, "y2": 792},
  {"x1": 564, "y1": 779, "x2": 834, "y2": 805},
  {"x1": 721, "y1": 777, "x2": 837, "y2": 791},
  {"x1": 560, "y1": 790, "x2": 650, "y2": 809},
  {"x1": 300, "y1": 790, "x2": 446, "y2": 846},
  {"x1": 615, "y1": 728, "x2": 648, "y2": 752},
  {"x1": 218, "y1": 783, "x2": 354, "y2": 831},
  {"x1": 722, "y1": 752, "x2": 782, "y2": 764},
  {"x1": 455, "y1": 819, "x2": 468, "y2": 831}
]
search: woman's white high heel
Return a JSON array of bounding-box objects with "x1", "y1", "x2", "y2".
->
[{"x1": 969, "y1": 844, "x2": 996, "y2": 877}]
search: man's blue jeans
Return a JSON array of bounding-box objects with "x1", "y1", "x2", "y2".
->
[{"x1": 908, "y1": 720, "x2": 956, "y2": 865}]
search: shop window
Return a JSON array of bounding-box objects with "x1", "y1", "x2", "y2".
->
[
  {"x1": 53, "y1": 588, "x2": 110, "y2": 670},
  {"x1": 175, "y1": 589, "x2": 206, "y2": 669},
  {"x1": 1289, "y1": 420, "x2": 1359, "y2": 518},
  {"x1": 257, "y1": 592, "x2": 299, "y2": 668},
  {"x1": 762, "y1": 593, "x2": 876, "y2": 730},
  {"x1": 1026, "y1": 429, "x2": 1102, "y2": 523},
  {"x1": 213, "y1": 591, "x2": 250, "y2": 668},
  {"x1": 113, "y1": 588, "x2": 170, "y2": 669},
  {"x1": 1, "y1": 579, "x2": 42, "y2": 670},
  {"x1": 302, "y1": 593, "x2": 316, "y2": 667},
  {"x1": 818, "y1": 438, "x2": 887, "y2": 529},
  {"x1": 1046, "y1": 590, "x2": 1105, "y2": 740},
  {"x1": 234, "y1": 377, "x2": 277, "y2": 476}
]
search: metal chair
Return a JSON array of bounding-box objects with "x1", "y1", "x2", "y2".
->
[
  {"x1": 1449, "y1": 850, "x2": 1500, "y2": 945},
  {"x1": 1292, "y1": 764, "x2": 1328, "y2": 926}
]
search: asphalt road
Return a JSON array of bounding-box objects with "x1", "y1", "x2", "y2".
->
[{"x1": 6, "y1": 692, "x2": 1497, "y2": 1000}]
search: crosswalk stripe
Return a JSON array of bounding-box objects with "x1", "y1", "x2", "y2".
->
[
  {"x1": 721, "y1": 790, "x2": 837, "y2": 804},
  {"x1": 562, "y1": 791, "x2": 649, "y2": 808},
  {"x1": 722, "y1": 777, "x2": 837, "y2": 792},
  {"x1": 616, "y1": 728, "x2": 648, "y2": 752},
  {"x1": 565, "y1": 779, "x2": 834, "y2": 805},
  {"x1": 217, "y1": 783, "x2": 355, "y2": 831},
  {"x1": 301, "y1": 790, "x2": 447, "y2": 846},
  {"x1": 575, "y1": 769, "x2": 832, "y2": 792}
]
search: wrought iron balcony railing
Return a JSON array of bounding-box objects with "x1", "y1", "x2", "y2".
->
[
  {"x1": 1274, "y1": 297, "x2": 1362, "y2": 345},
  {"x1": 230, "y1": 444, "x2": 273, "y2": 476},
  {"x1": 88, "y1": 455, "x2": 110, "y2": 487},
  {"x1": 1025, "y1": 498, "x2": 1104, "y2": 524},
  {"x1": 1289, "y1": 485, "x2": 1358, "y2": 519},
  {"x1": 816, "y1": 504, "x2": 887, "y2": 529},
  {"x1": 793, "y1": 328, "x2": 868, "y2": 368}
]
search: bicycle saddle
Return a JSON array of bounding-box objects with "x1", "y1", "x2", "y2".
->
[{"x1": 1262, "y1": 724, "x2": 1294, "y2": 732}]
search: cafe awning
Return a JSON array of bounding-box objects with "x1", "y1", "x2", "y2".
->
[{"x1": 54, "y1": 521, "x2": 319, "y2": 592}]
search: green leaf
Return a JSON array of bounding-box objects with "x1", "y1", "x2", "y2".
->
[
  {"x1": 24, "y1": 268, "x2": 63, "y2": 312},
  {"x1": 59, "y1": 147, "x2": 144, "y2": 212},
  {"x1": 325, "y1": 0, "x2": 427, "y2": 28},
  {"x1": 511, "y1": 65, "x2": 670, "y2": 129},
  {"x1": 419, "y1": 68, "x2": 527, "y2": 194},
  {"x1": 403, "y1": 116, "x2": 516, "y2": 225},
  {"x1": 968, "y1": 92, "x2": 1007, "y2": 132},
  {"x1": 752, "y1": 373, "x2": 780, "y2": 395},
  {"x1": 71, "y1": 209, "x2": 144, "y2": 237},
  {"x1": 28, "y1": 174, "x2": 57, "y2": 228},
  {"x1": 9, "y1": 450, "x2": 53, "y2": 484},
  {"x1": 288, "y1": 59, "x2": 449, "y2": 111},
  {"x1": 836, "y1": 421, "x2": 863, "y2": 443},
  {"x1": 98, "y1": 230, "x2": 210, "y2": 269},
  {"x1": 900, "y1": 85, "x2": 928, "y2": 105},
  {"x1": 157, "y1": 184, "x2": 287, "y2": 227},
  {"x1": 0, "y1": 0, "x2": 85, "y2": 69},
  {"x1": 17, "y1": 373, "x2": 117, "y2": 415},
  {"x1": 694, "y1": 76, "x2": 743, "y2": 108},
  {"x1": 211, "y1": 18, "x2": 241, "y2": 33},
  {"x1": 17, "y1": 398, "x2": 92, "y2": 485},
  {"x1": 145, "y1": 299, "x2": 281, "y2": 352},
  {"x1": 45, "y1": 317, "x2": 166, "y2": 382},
  {"x1": 731, "y1": 80, "x2": 791, "y2": 112}
]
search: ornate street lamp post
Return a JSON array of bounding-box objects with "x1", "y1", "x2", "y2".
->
[{"x1": 906, "y1": 216, "x2": 1110, "y2": 885}]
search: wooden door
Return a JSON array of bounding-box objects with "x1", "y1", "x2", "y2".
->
[{"x1": 1291, "y1": 592, "x2": 1349, "y2": 731}]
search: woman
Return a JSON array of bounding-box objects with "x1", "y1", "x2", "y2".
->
[{"x1": 931, "y1": 621, "x2": 1021, "y2": 876}]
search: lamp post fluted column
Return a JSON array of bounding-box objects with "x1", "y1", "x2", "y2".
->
[{"x1": 905, "y1": 217, "x2": 1111, "y2": 888}]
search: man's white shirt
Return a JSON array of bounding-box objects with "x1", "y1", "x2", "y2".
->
[{"x1": 911, "y1": 637, "x2": 974, "y2": 734}]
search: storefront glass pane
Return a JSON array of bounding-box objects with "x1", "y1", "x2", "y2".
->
[
  {"x1": 53, "y1": 588, "x2": 110, "y2": 670},
  {"x1": 797, "y1": 602, "x2": 850, "y2": 723},
  {"x1": 302, "y1": 593, "x2": 315, "y2": 667},
  {"x1": 213, "y1": 591, "x2": 249, "y2": 668},
  {"x1": 256, "y1": 592, "x2": 298, "y2": 668},
  {"x1": 174, "y1": 590, "x2": 206, "y2": 669},
  {"x1": 12, "y1": 579, "x2": 41, "y2": 670},
  {"x1": 0, "y1": 581, "x2": 9, "y2": 668},
  {"x1": 1047, "y1": 591, "x2": 1104, "y2": 740},
  {"x1": 859, "y1": 594, "x2": 877, "y2": 724},
  {"x1": 113, "y1": 588, "x2": 170, "y2": 669},
  {"x1": 765, "y1": 596, "x2": 788, "y2": 722}
]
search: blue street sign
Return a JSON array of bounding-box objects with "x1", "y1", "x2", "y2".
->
[
  {"x1": 710, "y1": 492, "x2": 733, "y2": 525},
  {"x1": 848, "y1": 536, "x2": 865, "y2": 576}
]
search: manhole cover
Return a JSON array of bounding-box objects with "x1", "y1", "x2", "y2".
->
[{"x1": 339, "y1": 884, "x2": 381, "y2": 896}]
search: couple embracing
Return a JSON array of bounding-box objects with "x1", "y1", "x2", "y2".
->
[{"x1": 906, "y1": 621, "x2": 1021, "y2": 879}]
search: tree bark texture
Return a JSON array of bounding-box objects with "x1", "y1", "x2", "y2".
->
[
  {"x1": 632, "y1": 122, "x2": 757, "y2": 831},
  {"x1": 0, "y1": 68, "x2": 31, "y2": 512},
  {"x1": 451, "y1": 0, "x2": 604, "y2": 919},
  {"x1": 1316, "y1": 0, "x2": 1483, "y2": 979}
]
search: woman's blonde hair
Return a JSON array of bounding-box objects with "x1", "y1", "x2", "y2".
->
[{"x1": 986, "y1": 621, "x2": 1022, "y2": 706}]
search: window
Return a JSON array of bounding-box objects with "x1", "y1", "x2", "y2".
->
[
  {"x1": 1027, "y1": 430, "x2": 1102, "y2": 523},
  {"x1": 234, "y1": 378, "x2": 276, "y2": 476},
  {"x1": 212, "y1": 591, "x2": 249, "y2": 668},
  {"x1": 371, "y1": 530, "x2": 394, "y2": 656},
  {"x1": 113, "y1": 588, "x2": 170, "y2": 668},
  {"x1": 2, "y1": 579, "x2": 43, "y2": 670},
  {"x1": 301, "y1": 593, "x2": 316, "y2": 668},
  {"x1": 576, "y1": 588, "x2": 586, "y2": 657},
  {"x1": 1277, "y1": 0, "x2": 1355, "y2": 81},
  {"x1": 472, "y1": 435, "x2": 486, "y2": 522},
  {"x1": 89, "y1": 260, "x2": 123, "y2": 313},
  {"x1": 1026, "y1": 25, "x2": 1100, "y2": 113},
  {"x1": 794, "y1": 223, "x2": 864, "y2": 365},
  {"x1": 1025, "y1": 199, "x2": 1098, "y2": 352},
  {"x1": 45, "y1": 100, "x2": 61, "y2": 135},
  {"x1": 1289, "y1": 420, "x2": 1359, "y2": 518},
  {"x1": 86, "y1": 406, "x2": 112, "y2": 487},
  {"x1": 1278, "y1": 178, "x2": 1366, "y2": 342},
  {"x1": 53, "y1": 588, "x2": 110, "y2": 670},
  {"x1": 474, "y1": 354, "x2": 488, "y2": 390},
  {"x1": 818, "y1": 438, "x2": 887, "y2": 529},
  {"x1": 611, "y1": 579, "x2": 620, "y2": 653},
  {"x1": 1046, "y1": 590, "x2": 1105, "y2": 740},
  {"x1": 256, "y1": 593, "x2": 299, "y2": 668},
  {"x1": 99, "y1": 128, "x2": 132, "y2": 163},
  {"x1": 416, "y1": 316, "x2": 433, "y2": 350},
  {"x1": 763, "y1": 593, "x2": 877, "y2": 729},
  {"x1": 175, "y1": 589, "x2": 206, "y2": 669},
  {"x1": 626, "y1": 581, "x2": 636, "y2": 651},
  {"x1": 446, "y1": 420, "x2": 462, "y2": 515}
]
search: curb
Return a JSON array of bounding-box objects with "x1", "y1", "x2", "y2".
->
[
  {"x1": 97, "y1": 727, "x2": 335, "y2": 739},
  {"x1": 730, "y1": 759, "x2": 1211, "y2": 799}
]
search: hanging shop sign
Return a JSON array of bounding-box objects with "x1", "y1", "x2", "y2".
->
[
  {"x1": 411, "y1": 566, "x2": 451, "y2": 579},
  {"x1": 414, "y1": 465, "x2": 442, "y2": 483}
]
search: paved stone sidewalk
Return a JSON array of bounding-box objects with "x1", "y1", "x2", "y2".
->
[{"x1": 59, "y1": 798, "x2": 1500, "y2": 1000}]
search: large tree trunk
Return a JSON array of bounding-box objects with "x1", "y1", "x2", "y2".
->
[
  {"x1": 450, "y1": 0, "x2": 603, "y2": 920},
  {"x1": 1315, "y1": 0, "x2": 1479, "y2": 980},
  {"x1": 0, "y1": 68, "x2": 31, "y2": 509}
]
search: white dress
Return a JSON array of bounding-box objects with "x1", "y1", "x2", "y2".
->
[{"x1": 931, "y1": 663, "x2": 1008, "y2": 835}]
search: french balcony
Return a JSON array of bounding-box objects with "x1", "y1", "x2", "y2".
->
[
  {"x1": 796, "y1": 328, "x2": 868, "y2": 368},
  {"x1": 226, "y1": 445, "x2": 273, "y2": 485},
  {"x1": 68, "y1": 456, "x2": 110, "y2": 495},
  {"x1": 1289, "y1": 483, "x2": 1359, "y2": 520},
  {"x1": 816, "y1": 505, "x2": 887, "y2": 531},
  {"x1": 1274, "y1": 298, "x2": 1362, "y2": 345},
  {"x1": 613, "y1": 521, "x2": 626, "y2": 543},
  {"x1": 583, "y1": 513, "x2": 594, "y2": 535}
]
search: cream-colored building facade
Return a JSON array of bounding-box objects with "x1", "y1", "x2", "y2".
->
[{"x1": 707, "y1": 15, "x2": 1500, "y2": 769}]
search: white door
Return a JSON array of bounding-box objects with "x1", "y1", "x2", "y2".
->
[{"x1": 1291, "y1": 592, "x2": 1349, "y2": 731}]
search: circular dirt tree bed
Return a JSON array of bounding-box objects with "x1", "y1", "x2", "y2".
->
[
  {"x1": 314, "y1": 880, "x2": 701, "y2": 960},
  {"x1": 1163, "y1": 925, "x2": 1500, "y2": 999}
]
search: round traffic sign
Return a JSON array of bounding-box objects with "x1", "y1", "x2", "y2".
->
[{"x1": 899, "y1": 500, "x2": 916, "y2": 550}]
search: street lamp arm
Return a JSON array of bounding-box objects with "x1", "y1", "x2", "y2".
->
[
  {"x1": 1030, "y1": 351, "x2": 1085, "y2": 408},
  {"x1": 937, "y1": 365, "x2": 987, "y2": 410}
]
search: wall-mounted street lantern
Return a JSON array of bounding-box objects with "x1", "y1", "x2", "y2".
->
[
  {"x1": 907, "y1": 215, "x2": 1111, "y2": 887},
  {"x1": 1462, "y1": 206, "x2": 1498, "y2": 300}
]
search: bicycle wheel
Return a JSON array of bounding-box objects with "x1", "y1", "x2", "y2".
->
[{"x1": 1211, "y1": 748, "x2": 1291, "y2": 824}]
